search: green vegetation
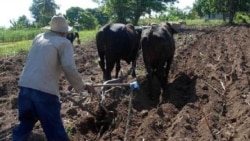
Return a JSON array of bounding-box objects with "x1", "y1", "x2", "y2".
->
[
  {"x1": 79, "y1": 30, "x2": 98, "y2": 43},
  {"x1": 193, "y1": 0, "x2": 250, "y2": 24},
  {"x1": 0, "y1": 28, "x2": 43, "y2": 42},
  {"x1": 234, "y1": 12, "x2": 250, "y2": 24},
  {"x1": 0, "y1": 28, "x2": 44, "y2": 56},
  {"x1": 2, "y1": 0, "x2": 250, "y2": 57},
  {"x1": 0, "y1": 18, "x2": 227, "y2": 57},
  {"x1": 185, "y1": 19, "x2": 226, "y2": 26},
  {"x1": 7, "y1": 0, "x2": 250, "y2": 30},
  {"x1": 0, "y1": 40, "x2": 32, "y2": 56},
  {"x1": 0, "y1": 30, "x2": 97, "y2": 57},
  {"x1": 138, "y1": 18, "x2": 226, "y2": 26}
]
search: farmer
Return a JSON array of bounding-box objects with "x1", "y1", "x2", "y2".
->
[{"x1": 12, "y1": 15, "x2": 95, "y2": 141}]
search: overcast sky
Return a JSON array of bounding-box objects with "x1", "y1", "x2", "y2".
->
[{"x1": 0, "y1": 0, "x2": 194, "y2": 28}]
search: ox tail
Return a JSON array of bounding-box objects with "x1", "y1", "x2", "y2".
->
[{"x1": 96, "y1": 30, "x2": 106, "y2": 75}]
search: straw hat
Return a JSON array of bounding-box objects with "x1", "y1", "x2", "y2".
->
[{"x1": 42, "y1": 15, "x2": 72, "y2": 33}]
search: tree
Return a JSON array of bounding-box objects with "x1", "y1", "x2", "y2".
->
[
  {"x1": 192, "y1": 0, "x2": 250, "y2": 24},
  {"x1": 193, "y1": 0, "x2": 212, "y2": 18},
  {"x1": 86, "y1": 8, "x2": 109, "y2": 26},
  {"x1": 227, "y1": 0, "x2": 250, "y2": 24},
  {"x1": 166, "y1": 7, "x2": 187, "y2": 21},
  {"x1": 78, "y1": 11, "x2": 98, "y2": 30},
  {"x1": 93, "y1": 0, "x2": 178, "y2": 25},
  {"x1": 211, "y1": 0, "x2": 228, "y2": 21},
  {"x1": 10, "y1": 15, "x2": 33, "y2": 29},
  {"x1": 65, "y1": 7, "x2": 83, "y2": 26},
  {"x1": 186, "y1": 7, "x2": 199, "y2": 20},
  {"x1": 65, "y1": 7, "x2": 98, "y2": 30},
  {"x1": 30, "y1": 0, "x2": 59, "y2": 27}
]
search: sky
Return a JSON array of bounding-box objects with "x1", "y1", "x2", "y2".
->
[{"x1": 0, "y1": 0, "x2": 195, "y2": 28}]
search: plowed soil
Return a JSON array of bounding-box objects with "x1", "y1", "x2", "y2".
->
[{"x1": 0, "y1": 25, "x2": 250, "y2": 141}]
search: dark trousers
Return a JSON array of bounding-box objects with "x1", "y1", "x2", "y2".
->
[{"x1": 12, "y1": 87, "x2": 69, "y2": 141}]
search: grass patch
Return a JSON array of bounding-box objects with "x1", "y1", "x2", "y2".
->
[
  {"x1": 78, "y1": 30, "x2": 97, "y2": 43},
  {"x1": 185, "y1": 19, "x2": 226, "y2": 26},
  {"x1": 0, "y1": 30, "x2": 97, "y2": 57},
  {"x1": 0, "y1": 28, "x2": 43, "y2": 42},
  {"x1": 0, "y1": 40, "x2": 32, "y2": 56}
]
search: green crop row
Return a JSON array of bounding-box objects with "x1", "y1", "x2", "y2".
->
[{"x1": 0, "y1": 29, "x2": 97, "y2": 57}]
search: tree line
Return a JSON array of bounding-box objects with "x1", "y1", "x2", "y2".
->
[
  {"x1": 6, "y1": 0, "x2": 250, "y2": 30},
  {"x1": 192, "y1": 0, "x2": 250, "y2": 24}
]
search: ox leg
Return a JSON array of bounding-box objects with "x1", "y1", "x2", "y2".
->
[
  {"x1": 165, "y1": 57, "x2": 173, "y2": 84},
  {"x1": 147, "y1": 72, "x2": 156, "y2": 100},
  {"x1": 156, "y1": 66, "x2": 167, "y2": 90},
  {"x1": 98, "y1": 58, "x2": 105, "y2": 72},
  {"x1": 75, "y1": 32, "x2": 81, "y2": 44},
  {"x1": 105, "y1": 58, "x2": 116, "y2": 81},
  {"x1": 98, "y1": 52, "x2": 106, "y2": 80},
  {"x1": 131, "y1": 61, "x2": 136, "y2": 78},
  {"x1": 115, "y1": 60, "x2": 121, "y2": 78},
  {"x1": 145, "y1": 65, "x2": 155, "y2": 100}
]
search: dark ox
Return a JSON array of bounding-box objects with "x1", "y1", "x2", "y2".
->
[
  {"x1": 67, "y1": 32, "x2": 80, "y2": 44},
  {"x1": 96, "y1": 23, "x2": 141, "y2": 81},
  {"x1": 140, "y1": 23, "x2": 178, "y2": 99}
]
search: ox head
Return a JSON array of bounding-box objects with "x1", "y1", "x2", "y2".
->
[
  {"x1": 125, "y1": 24, "x2": 143, "y2": 51},
  {"x1": 162, "y1": 22, "x2": 178, "y2": 36},
  {"x1": 66, "y1": 31, "x2": 80, "y2": 44},
  {"x1": 135, "y1": 26, "x2": 150, "y2": 38}
]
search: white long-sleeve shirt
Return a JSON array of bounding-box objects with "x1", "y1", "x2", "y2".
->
[{"x1": 18, "y1": 32, "x2": 85, "y2": 96}]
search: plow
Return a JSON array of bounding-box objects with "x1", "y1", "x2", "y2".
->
[{"x1": 66, "y1": 76, "x2": 139, "y2": 140}]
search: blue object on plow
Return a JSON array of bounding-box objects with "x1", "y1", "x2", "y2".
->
[
  {"x1": 129, "y1": 81, "x2": 139, "y2": 89},
  {"x1": 92, "y1": 81, "x2": 139, "y2": 90}
]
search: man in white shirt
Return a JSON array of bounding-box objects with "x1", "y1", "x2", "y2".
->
[{"x1": 12, "y1": 15, "x2": 94, "y2": 141}]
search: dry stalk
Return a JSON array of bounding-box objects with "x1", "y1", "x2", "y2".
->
[
  {"x1": 198, "y1": 101, "x2": 217, "y2": 140},
  {"x1": 124, "y1": 89, "x2": 134, "y2": 141},
  {"x1": 200, "y1": 79, "x2": 223, "y2": 95},
  {"x1": 66, "y1": 96, "x2": 98, "y2": 117},
  {"x1": 219, "y1": 80, "x2": 226, "y2": 91},
  {"x1": 200, "y1": 78, "x2": 228, "y2": 116}
]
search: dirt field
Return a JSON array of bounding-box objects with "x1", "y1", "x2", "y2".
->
[{"x1": 0, "y1": 25, "x2": 250, "y2": 141}]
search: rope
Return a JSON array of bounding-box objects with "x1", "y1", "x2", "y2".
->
[{"x1": 124, "y1": 89, "x2": 134, "y2": 141}]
